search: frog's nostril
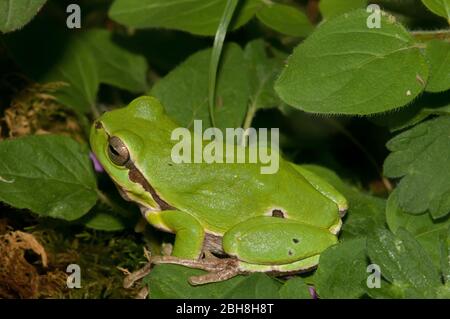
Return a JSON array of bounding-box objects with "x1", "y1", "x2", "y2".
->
[{"x1": 292, "y1": 238, "x2": 299, "y2": 244}]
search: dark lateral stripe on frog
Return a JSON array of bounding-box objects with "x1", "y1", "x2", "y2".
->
[{"x1": 125, "y1": 161, "x2": 175, "y2": 211}]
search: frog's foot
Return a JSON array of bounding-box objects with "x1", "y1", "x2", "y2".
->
[
  {"x1": 151, "y1": 253, "x2": 243, "y2": 285},
  {"x1": 161, "y1": 243, "x2": 173, "y2": 256},
  {"x1": 121, "y1": 246, "x2": 154, "y2": 289},
  {"x1": 122, "y1": 262, "x2": 153, "y2": 289}
]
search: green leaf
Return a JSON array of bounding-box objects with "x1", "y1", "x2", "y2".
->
[
  {"x1": 424, "y1": 40, "x2": 450, "y2": 93},
  {"x1": 4, "y1": 24, "x2": 148, "y2": 113},
  {"x1": 365, "y1": 278, "x2": 406, "y2": 299},
  {"x1": 44, "y1": 36, "x2": 100, "y2": 114},
  {"x1": 146, "y1": 264, "x2": 245, "y2": 298},
  {"x1": 256, "y1": 2, "x2": 313, "y2": 37},
  {"x1": 0, "y1": 0, "x2": 47, "y2": 33},
  {"x1": 222, "y1": 273, "x2": 281, "y2": 298},
  {"x1": 79, "y1": 188, "x2": 141, "y2": 231},
  {"x1": 82, "y1": 29, "x2": 149, "y2": 93},
  {"x1": 0, "y1": 135, "x2": 98, "y2": 221},
  {"x1": 243, "y1": 39, "x2": 285, "y2": 123},
  {"x1": 81, "y1": 209, "x2": 132, "y2": 231},
  {"x1": 151, "y1": 43, "x2": 250, "y2": 130},
  {"x1": 384, "y1": 116, "x2": 450, "y2": 219},
  {"x1": 315, "y1": 239, "x2": 368, "y2": 299},
  {"x1": 371, "y1": 92, "x2": 450, "y2": 132},
  {"x1": 300, "y1": 165, "x2": 386, "y2": 240},
  {"x1": 367, "y1": 228, "x2": 442, "y2": 298},
  {"x1": 275, "y1": 9, "x2": 429, "y2": 115},
  {"x1": 278, "y1": 277, "x2": 311, "y2": 299},
  {"x1": 108, "y1": 0, "x2": 262, "y2": 36},
  {"x1": 319, "y1": 0, "x2": 367, "y2": 19},
  {"x1": 421, "y1": 0, "x2": 450, "y2": 21},
  {"x1": 145, "y1": 264, "x2": 281, "y2": 298},
  {"x1": 386, "y1": 189, "x2": 450, "y2": 268},
  {"x1": 79, "y1": 201, "x2": 140, "y2": 231}
]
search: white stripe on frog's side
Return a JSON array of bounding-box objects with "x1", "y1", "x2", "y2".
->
[{"x1": 0, "y1": 175, "x2": 14, "y2": 183}]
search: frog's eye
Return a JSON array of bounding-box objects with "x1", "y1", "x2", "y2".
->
[{"x1": 108, "y1": 136, "x2": 130, "y2": 166}]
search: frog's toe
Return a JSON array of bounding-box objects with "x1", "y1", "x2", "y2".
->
[
  {"x1": 329, "y1": 218, "x2": 343, "y2": 235},
  {"x1": 188, "y1": 259, "x2": 241, "y2": 285},
  {"x1": 123, "y1": 262, "x2": 152, "y2": 289}
]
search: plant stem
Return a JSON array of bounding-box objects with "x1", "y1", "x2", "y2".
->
[
  {"x1": 90, "y1": 103, "x2": 100, "y2": 119},
  {"x1": 411, "y1": 29, "x2": 450, "y2": 42},
  {"x1": 243, "y1": 103, "x2": 257, "y2": 131},
  {"x1": 209, "y1": 0, "x2": 239, "y2": 127}
]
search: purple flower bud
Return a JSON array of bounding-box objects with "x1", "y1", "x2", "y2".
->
[
  {"x1": 89, "y1": 152, "x2": 104, "y2": 173},
  {"x1": 308, "y1": 286, "x2": 318, "y2": 299}
]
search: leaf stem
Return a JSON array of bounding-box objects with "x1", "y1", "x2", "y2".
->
[
  {"x1": 90, "y1": 103, "x2": 100, "y2": 119},
  {"x1": 410, "y1": 29, "x2": 450, "y2": 42},
  {"x1": 209, "y1": 0, "x2": 239, "y2": 127},
  {"x1": 243, "y1": 102, "x2": 257, "y2": 131}
]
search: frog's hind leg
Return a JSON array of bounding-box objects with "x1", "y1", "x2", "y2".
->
[
  {"x1": 150, "y1": 253, "x2": 243, "y2": 285},
  {"x1": 223, "y1": 216, "x2": 338, "y2": 267},
  {"x1": 290, "y1": 164, "x2": 348, "y2": 216}
]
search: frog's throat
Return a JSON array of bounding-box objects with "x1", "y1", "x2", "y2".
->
[{"x1": 124, "y1": 160, "x2": 175, "y2": 211}]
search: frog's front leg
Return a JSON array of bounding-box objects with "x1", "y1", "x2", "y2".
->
[
  {"x1": 123, "y1": 209, "x2": 205, "y2": 288},
  {"x1": 145, "y1": 209, "x2": 205, "y2": 259}
]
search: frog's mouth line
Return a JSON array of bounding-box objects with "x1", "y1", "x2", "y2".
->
[{"x1": 124, "y1": 160, "x2": 175, "y2": 211}]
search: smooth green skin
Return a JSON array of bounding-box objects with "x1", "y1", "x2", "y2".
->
[{"x1": 90, "y1": 96, "x2": 347, "y2": 273}]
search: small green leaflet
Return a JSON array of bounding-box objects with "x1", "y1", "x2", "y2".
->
[
  {"x1": 0, "y1": 0, "x2": 47, "y2": 33},
  {"x1": 421, "y1": 0, "x2": 450, "y2": 21},
  {"x1": 367, "y1": 228, "x2": 442, "y2": 298},
  {"x1": 384, "y1": 116, "x2": 450, "y2": 219},
  {"x1": 278, "y1": 277, "x2": 311, "y2": 299},
  {"x1": 79, "y1": 198, "x2": 140, "y2": 231},
  {"x1": 386, "y1": 189, "x2": 450, "y2": 268},
  {"x1": 315, "y1": 238, "x2": 368, "y2": 299},
  {"x1": 0, "y1": 135, "x2": 98, "y2": 221},
  {"x1": 275, "y1": 10, "x2": 429, "y2": 115},
  {"x1": 256, "y1": 2, "x2": 313, "y2": 37}
]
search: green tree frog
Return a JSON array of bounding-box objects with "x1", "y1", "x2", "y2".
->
[{"x1": 90, "y1": 96, "x2": 347, "y2": 286}]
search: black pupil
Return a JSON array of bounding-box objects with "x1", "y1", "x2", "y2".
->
[{"x1": 109, "y1": 145, "x2": 120, "y2": 157}]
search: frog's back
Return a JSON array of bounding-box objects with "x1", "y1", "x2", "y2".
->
[{"x1": 142, "y1": 142, "x2": 338, "y2": 234}]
